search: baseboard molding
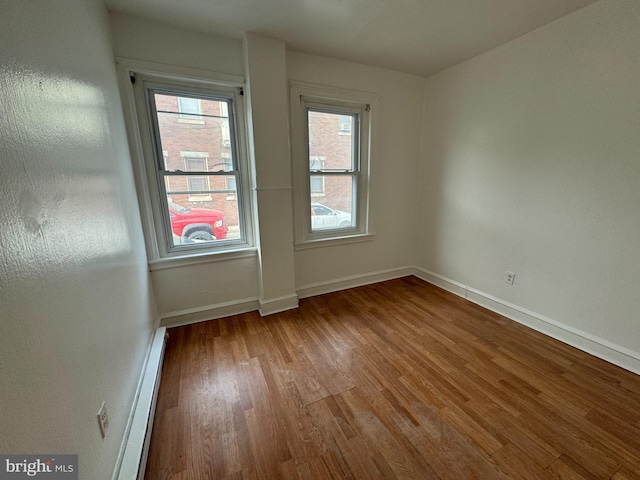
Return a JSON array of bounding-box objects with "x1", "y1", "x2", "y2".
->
[
  {"x1": 158, "y1": 266, "x2": 413, "y2": 324},
  {"x1": 413, "y1": 267, "x2": 640, "y2": 375},
  {"x1": 259, "y1": 294, "x2": 299, "y2": 316},
  {"x1": 160, "y1": 297, "x2": 260, "y2": 328},
  {"x1": 112, "y1": 327, "x2": 167, "y2": 480},
  {"x1": 297, "y1": 266, "x2": 414, "y2": 299}
]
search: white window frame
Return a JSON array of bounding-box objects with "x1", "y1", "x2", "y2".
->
[
  {"x1": 290, "y1": 81, "x2": 376, "y2": 246},
  {"x1": 124, "y1": 67, "x2": 254, "y2": 262}
]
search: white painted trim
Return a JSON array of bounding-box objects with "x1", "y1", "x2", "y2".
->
[
  {"x1": 115, "y1": 57, "x2": 244, "y2": 86},
  {"x1": 112, "y1": 327, "x2": 167, "y2": 480},
  {"x1": 413, "y1": 267, "x2": 640, "y2": 375},
  {"x1": 297, "y1": 266, "x2": 413, "y2": 299},
  {"x1": 160, "y1": 297, "x2": 260, "y2": 328},
  {"x1": 259, "y1": 294, "x2": 300, "y2": 316},
  {"x1": 295, "y1": 232, "x2": 376, "y2": 250},
  {"x1": 148, "y1": 248, "x2": 257, "y2": 271},
  {"x1": 290, "y1": 81, "x2": 378, "y2": 246}
]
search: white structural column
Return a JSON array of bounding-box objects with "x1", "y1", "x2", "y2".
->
[{"x1": 243, "y1": 32, "x2": 298, "y2": 316}]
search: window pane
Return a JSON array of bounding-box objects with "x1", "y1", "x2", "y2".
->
[
  {"x1": 177, "y1": 97, "x2": 200, "y2": 117},
  {"x1": 308, "y1": 110, "x2": 355, "y2": 171},
  {"x1": 154, "y1": 94, "x2": 234, "y2": 172},
  {"x1": 163, "y1": 174, "x2": 240, "y2": 246},
  {"x1": 338, "y1": 115, "x2": 352, "y2": 132},
  {"x1": 310, "y1": 175, "x2": 354, "y2": 231},
  {"x1": 310, "y1": 175, "x2": 324, "y2": 194}
]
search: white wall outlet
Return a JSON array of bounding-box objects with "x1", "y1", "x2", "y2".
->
[
  {"x1": 504, "y1": 271, "x2": 516, "y2": 285},
  {"x1": 97, "y1": 401, "x2": 109, "y2": 438}
]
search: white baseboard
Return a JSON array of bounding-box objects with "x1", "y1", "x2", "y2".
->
[
  {"x1": 160, "y1": 297, "x2": 260, "y2": 328},
  {"x1": 297, "y1": 266, "x2": 414, "y2": 299},
  {"x1": 413, "y1": 267, "x2": 640, "y2": 375},
  {"x1": 158, "y1": 266, "x2": 413, "y2": 324},
  {"x1": 259, "y1": 294, "x2": 299, "y2": 316},
  {"x1": 112, "y1": 327, "x2": 167, "y2": 480}
]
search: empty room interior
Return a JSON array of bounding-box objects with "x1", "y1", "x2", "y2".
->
[{"x1": 1, "y1": 0, "x2": 639, "y2": 478}]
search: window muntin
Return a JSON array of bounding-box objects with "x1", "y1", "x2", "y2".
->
[{"x1": 146, "y1": 87, "x2": 247, "y2": 252}]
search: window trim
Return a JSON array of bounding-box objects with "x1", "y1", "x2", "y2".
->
[
  {"x1": 124, "y1": 68, "x2": 254, "y2": 261},
  {"x1": 290, "y1": 81, "x2": 377, "y2": 246}
]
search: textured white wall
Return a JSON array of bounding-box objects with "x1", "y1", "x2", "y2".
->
[
  {"x1": 417, "y1": 0, "x2": 640, "y2": 357},
  {"x1": 109, "y1": 11, "x2": 244, "y2": 76},
  {"x1": 0, "y1": 0, "x2": 156, "y2": 476},
  {"x1": 288, "y1": 52, "x2": 425, "y2": 289}
]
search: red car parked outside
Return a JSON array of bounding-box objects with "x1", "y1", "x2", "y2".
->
[{"x1": 168, "y1": 201, "x2": 228, "y2": 243}]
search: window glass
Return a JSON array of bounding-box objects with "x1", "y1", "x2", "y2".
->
[{"x1": 150, "y1": 90, "x2": 244, "y2": 249}]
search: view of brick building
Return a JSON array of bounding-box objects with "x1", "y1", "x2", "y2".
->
[
  {"x1": 308, "y1": 110, "x2": 355, "y2": 220},
  {"x1": 154, "y1": 93, "x2": 355, "y2": 243}
]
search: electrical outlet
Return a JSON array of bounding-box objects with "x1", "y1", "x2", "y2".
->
[
  {"x1": 97, "y1": 401, "x2": 109, "y2": 438},
  {"x1": 504, "y1": 271, "x2": 516, "y2": 285}
]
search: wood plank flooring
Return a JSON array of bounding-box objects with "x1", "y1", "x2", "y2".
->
[{"x1": 145, "y1": 277, "x2": 640, "y2": 479}]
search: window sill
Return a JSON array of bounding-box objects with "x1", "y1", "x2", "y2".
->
[
  {"x1": 148, "y1": 247, "x2": 257, "y2": 271},
  {"x1": 295, "y1": 232, "x2": 375, "y2": 250},
  {"x1": 188, "y1": 195, "x2": 212, "y2": 202},
  {"x1": 178, "y1": 118, "x2": 204, "y2": 124}
]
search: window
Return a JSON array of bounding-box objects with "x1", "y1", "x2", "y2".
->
[
  {"x1": 130, "y1": 73, "x2": 252, "y2": 258},
  {"x1": 177, "y1": 96, "x2": 201, "y2": 119},
  {"x1": 338, "y1": 115, "x2": 352, "y2": 133},
  {"x1": 309, "y1": 157, "x2": 325, "y2": 195},
  {"x1": 290, "y1": 82, "x2": 375, "y2": 244}
]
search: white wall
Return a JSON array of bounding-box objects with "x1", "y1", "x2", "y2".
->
[
  {"x1": 288, "y1": 52, "x2": 425, "y2": 291},
  {"x1": 244, "y1": 34, "x2": 298, "y2": 314},
  {"x1": 0, "y1": 0, "x2": 156, "y2": 477},
  {"x1": 109, "y1": 11, "x2": 244, "y2": 77},
  {"x1": 417, "y1": 0, "x2": 640, "y2": 367}
]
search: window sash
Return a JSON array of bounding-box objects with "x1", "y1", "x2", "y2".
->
[
  {"x1": 304, "y1": 105, "x2": 361, "y2": 236},
  {"x1": 146, "y1": 86, "x2": 247, "y2": 253}
]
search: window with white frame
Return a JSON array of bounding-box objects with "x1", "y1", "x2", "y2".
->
[
  {"x1": 290, "y1": 82, "x2": 375, "y2": 244},
  {"x1": 129, "y1": 73, "x2": 252, "y2": 258}
]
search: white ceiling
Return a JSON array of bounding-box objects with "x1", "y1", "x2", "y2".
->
[{"x1": 105, "y1": 0, "x2": 600, "y2": 77}]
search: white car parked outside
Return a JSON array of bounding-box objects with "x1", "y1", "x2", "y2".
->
[{"x1": 311, "y1": 202, "x2": 352, "y2": 230}]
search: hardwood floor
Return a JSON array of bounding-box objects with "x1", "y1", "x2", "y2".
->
[{"x1": 145, "y1": 277, "x2": 640, "y2": 479}]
